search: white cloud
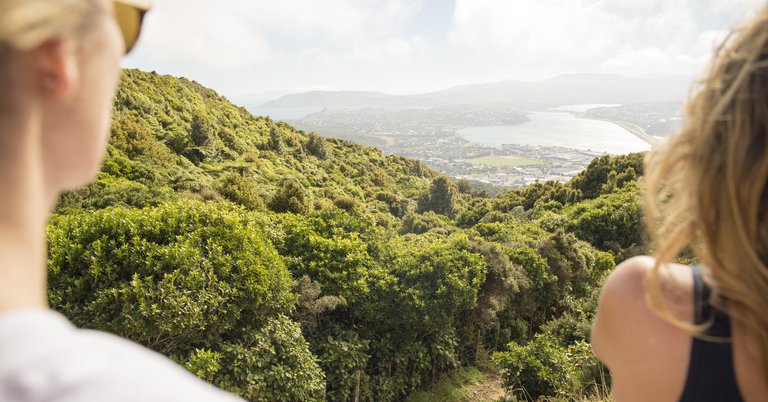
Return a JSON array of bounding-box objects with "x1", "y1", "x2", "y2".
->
[
  {"x1": 123, "y1": 0, "x2": 765, "y2": 95},
  {"x1": 448, "y1": 0, "x2": 759, "y2": 77},
  {"x1": 125, "y1": 0, "x2": 426, "y2": 90},
  {"x1": 695, "y1": 30, "x2": 730, "y2": 53},
  {"x1": 127, "y1": 0, "x2": 274, "y2": 75},
  {"x1": 449, "y1": 0, "x2": 626, "y2": 66},
  {"x1": 708, "y1": 0, "x2": 764, "y2": 16},
  {"x1": 143, "y1": 0, "x2": 423, "y2": 51},
  {"x1": 601, "y1": 47, "x2": 707, "y2": 74},
  {"x1": 349, "y1": 36, "x2": 426, "y2": 63}
]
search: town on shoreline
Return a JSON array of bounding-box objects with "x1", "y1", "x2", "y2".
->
[{"x1": 288, "y1": 103, "x2": 677, "y2": 189}]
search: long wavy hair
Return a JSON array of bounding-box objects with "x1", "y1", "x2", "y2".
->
[{"x1": 644, "y1": 6, "x2": 768, "y2": 378}]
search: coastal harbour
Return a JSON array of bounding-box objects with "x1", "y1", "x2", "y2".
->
[{"x1": 456, "y1": 111, "x2": 652, "y2": 155}]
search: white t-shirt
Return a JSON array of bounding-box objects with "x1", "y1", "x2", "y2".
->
[{"x1": 0, "y1": 309, "x2": 244, "y2": 402}]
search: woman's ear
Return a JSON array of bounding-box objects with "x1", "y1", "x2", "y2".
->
[{"x1": 34, "y1": 37, "x2": 79, "y2": 100}]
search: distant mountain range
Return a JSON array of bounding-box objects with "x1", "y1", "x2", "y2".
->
[
  {"x1": 260, "y1": 73, "x2": 693, "y2": 109},
  {"x1": 260, "y1": 90, "x2": 442, "y2": 108}
]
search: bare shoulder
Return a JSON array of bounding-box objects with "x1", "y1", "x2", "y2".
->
[
  {"x1": 591, "y1": 256, "x2": 655, "y2": 361},
  {"x1": 592, "y1": 256, "x2": 692, "y2": 355},
  {"x1": 598, "y1": 255, "x2": 656, "y2": 308},
  {"x1": 591, "y1": 256, "x2": 694, "y2": 401}
]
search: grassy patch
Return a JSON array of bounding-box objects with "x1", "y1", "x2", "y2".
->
[
  {"x1": 404, "y1": 367, "x2": 491, "y2": 402},
  {"x1": 465, "y1": 155, "x2": 541, "y2": 167},
  {"x1": 502, "y1": 370, "x2": 614, "y2": 402},
  {"x1": 294, "y1": 125, "x2": 395, "y2": 147}
]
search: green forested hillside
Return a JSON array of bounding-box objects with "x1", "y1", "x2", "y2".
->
[
  {"x1": 49, "y1": 69, "x2": 646, "y2": 401},
  {"x1": 58, "y1": 69, "x2": 437, "y2": 218}
]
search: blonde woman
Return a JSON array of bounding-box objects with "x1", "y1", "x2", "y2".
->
[
  {"x1": 592, "y1": 5, "x2": 768, "y2": 402},
  {"x1": 0, "y1": 1, "x2": 242, "y2": 400}
]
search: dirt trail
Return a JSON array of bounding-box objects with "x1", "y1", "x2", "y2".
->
[{"x1": 464, "y1": 372, "x2": 506, "y2": 402}]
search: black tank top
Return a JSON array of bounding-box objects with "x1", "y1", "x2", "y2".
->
[{"x1": 678, "y1": 265, "x2": 744, "y2": 401}]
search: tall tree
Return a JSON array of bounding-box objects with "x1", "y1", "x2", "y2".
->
[{"x1": 417, "y1": 176, "x2": 457, "y2": 217}]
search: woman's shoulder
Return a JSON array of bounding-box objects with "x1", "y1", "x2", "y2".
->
[
  {"x1": 591, "y1": 256, "x2": 695, "y2": 401},
  {"x1": 592, "y1": 256, "x2": 694, "y2": 341},
  {"x1": 592, "y1": 256, "x2": 657, "y2": 358},
  {"x1": 0, "y1": 309, "x2": 243, "y2": 402}
]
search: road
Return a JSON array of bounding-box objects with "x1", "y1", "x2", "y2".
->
[{"x1": 607, "y1": 120, "x2": 659, "y2": 146}]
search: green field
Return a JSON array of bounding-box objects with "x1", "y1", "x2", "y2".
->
[
  {"x1": 294, "y1": 124, "x2": 396, "y2": 147},
  {"x1": 465, "y1": 155, "x2": 541, "y2": 167},
  {"x1": 404, "y1": 367, "x2": 503, "y2": 402}
]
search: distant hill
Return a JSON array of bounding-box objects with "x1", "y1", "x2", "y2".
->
[
  {"x1": 230, "y1": 89, "x2": 299, "y2": 111},
  {"x1": 261, "y1": 90, "x2": 442, "y2": 108},
  {"x1": 259, "y1": 73, "x2": 692, "y2": 109},
  {"x1": 428, "y1": 73, "x2": 692, "y2": 107}
]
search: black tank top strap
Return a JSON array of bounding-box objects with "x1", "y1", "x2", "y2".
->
[{"x1": 678, "y1": 265, "x2": 744, "y2": 401}]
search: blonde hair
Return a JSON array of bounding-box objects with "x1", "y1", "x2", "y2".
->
[
  {"x1": 645, "y1": 5, "x2": 768, "y2": 379},
  {"x1": 0, "y1": 0, "x2": 97, "y2": 54}
]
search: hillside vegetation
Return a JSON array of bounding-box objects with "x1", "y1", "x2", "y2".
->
[{"x1": 49, "y1": 69, "x2": 646, "y2": 401}]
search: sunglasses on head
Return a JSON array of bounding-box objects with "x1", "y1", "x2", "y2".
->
[{"x1": 114, "y1": 0, "x2": 150, "y2": 55}]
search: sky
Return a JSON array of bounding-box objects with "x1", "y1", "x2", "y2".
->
[{"x1": 123, "y1": 0, "x2": 766, "y2": 100}]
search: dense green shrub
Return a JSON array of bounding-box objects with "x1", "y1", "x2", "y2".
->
[
  {"x1": 567, "y1": 181, "x2": 643, "y2": 255},
  {"x1": 417, "y1": 176, "x2": 457, "y2": 217},
  {"x1": 455, "y1": 203, "x2": 491, "y2": 228},
  {"x1": 399, "y1": 211, "x2": 453, "y2": 235},
  {"x1": 385, "y1": 233, "x2": 486, "y2": 332},
  {"x1": 375, "y1": 191, "x2": 411, "y2": 218},
  {"x1": 268, "y1": 180, "x2": 309, "y2": 214},
  {"x1": 519, "y1": 180, "x2": 580, "y2": 211},
  {"x1": 305, "y1": 132, "x2": 330, "y2": 159},
  {"x1": 214, "y1": 316, "x2": 326, "y2": 401},
  {"x1": 313, "y1": 331, "x2": 370, "y2": 402},
  {"x1": 272, "y1": 209, "x2": 382, "y2": 305},
  {"x1": 569, "y1": 153, "x2": 643, "y2": 200},
  {"x1": 333, "y1": 195, "x2": 359, "y2": 213},
  {"x1": 492, "y1": 333, "x2": 597, "y2": 400},
  {"x1": 47, "y1": 201, "x2": 322, "y2": 400},
  {"x1": 267, "y1": 127, "x2": 285, "y2": 153},
  {"x1": 58, "y1": 175, "x2": 175, "y2": 211},
  {"x1": 216, "y1": 172, "x2": 265, "y2": 210}
]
